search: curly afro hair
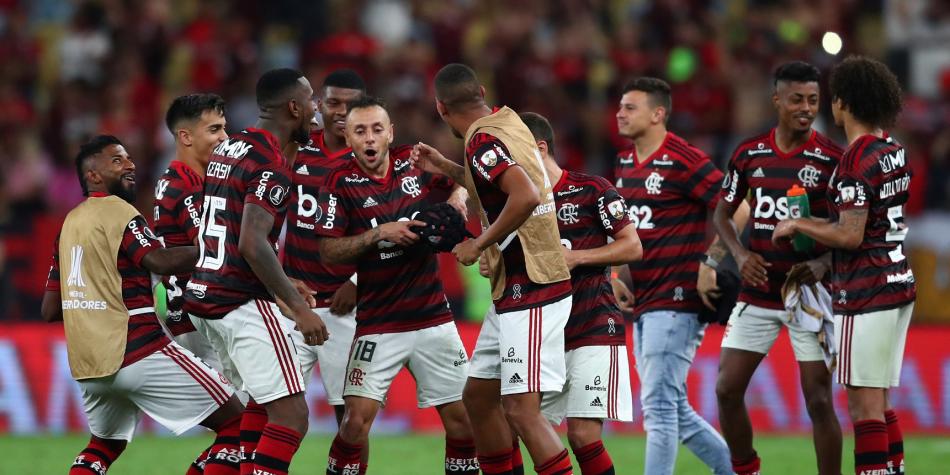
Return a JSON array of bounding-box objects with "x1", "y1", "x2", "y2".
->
[{"x1": 829, "y1": 56, "x2": 903, "y2": 129}]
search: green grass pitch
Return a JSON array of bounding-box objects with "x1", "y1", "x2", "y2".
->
[{"x1": 6, "y1": 434, "x2": 949, "y2": 474}]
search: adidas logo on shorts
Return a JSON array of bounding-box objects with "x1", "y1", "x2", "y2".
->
[
  {"x1": 590, "y1": 397, "x2": 604, "y2": 408},
  {"x1": 509, "y1": 373, "x2": 524, "y2": 384}
]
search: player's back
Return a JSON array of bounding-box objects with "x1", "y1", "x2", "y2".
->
[{"x1": 185, "y1": 128, "x2": 292, "y2": 319}]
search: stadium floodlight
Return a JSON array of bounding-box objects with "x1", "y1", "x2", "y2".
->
[{"x1": 822, "y1": 31, "x2": 843, "y2": 55}]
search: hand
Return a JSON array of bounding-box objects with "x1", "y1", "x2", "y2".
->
[
  {"x1": 291, "y1": 306, "x2": 329, "y2": 346},
  {"x1": 736, "y1": 250, "x2": 771, "y2": 288},
  {"x1": 786, "y1": 259, "x2": 828, "y2": 286},
  {"x1": 772, "y1": 219, "x2": 798, "y2": 245},
  {"x1": 328, "y1": 280, "x2": 356, "y2": 315},
  {"x1": 611, "y1": 278, "x2": 635, "y2": 313},
  {"x1": 561, "y1": 246, "x2": 579, "y2": 270},
  {"x1": 452, "y1": 238, "x2": 481, "y2": 266},
  {"x1": 288, "y1": 277, "x2": 317, "y2": 308},
  {"x1": 377, "y1": 220, "x2": 425, "y2": 247},
  {"x1": 697, "y1": 263, "x2": 721, "y2": 311},
  {"x1": 447, "y1": 188, "x2": 469, "y2": 217},
  {"x1": 410, "y1": 142, "x2": 449, "y2": 176},
  {"x1": 478, "y1": 253, "x2": 490, "y2": 278}
]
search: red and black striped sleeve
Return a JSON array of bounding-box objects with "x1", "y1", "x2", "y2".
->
[
  {"x1": 175, "y1": 168, "x2": 204, "y2": 243},
  {"x1": 720, "y1": 143, "x2": 749, "y2": 208},
  {"x1": 244, "y1": 149, "x2": 293, "y2": 217},
  {"x1": 121, "y1": 216, "x2": 164, "y2": 267},
  {"x1": 46, "y1": 233, "x2": 61, "y2": 291},
  {"x1": 314, "y1": 172, "x2": 351, "y2": 238}
]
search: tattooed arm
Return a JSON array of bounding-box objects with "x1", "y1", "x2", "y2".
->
[
  {"x1": 319, "y1": 220, "x2": 426, "y2": 264},
  {"x1": 773, "y1": 209, "x2": 868, "y2": 250}
]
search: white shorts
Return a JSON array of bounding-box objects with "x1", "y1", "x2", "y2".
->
[
  {"x1": 468, "y1": 296, "x2": 572, "y2": 395},
  {"x1": 193, "y1": 299, "x2": 306, "y2": 404},
  {"x1": 171, "y1": 316, "x2": 224, "y2": 375},
  {"x1": 80, "y1": 342, "x2": 234, "y2": 441},
  {"x1": 541, "y1": 345, "x2": 633, "y2": 424},
  {"x1": 342, "y1": 321, "x2": 467, "y2": 408},
  {"x1": 835, "y1": 303, "x2": 913, "y2": 388},
  {"x1": 292, "y1": 307, "x2": 357, "y2": 405},
  {"x1": 721, "y1": 302, "x2": 824, "y2": 362}
]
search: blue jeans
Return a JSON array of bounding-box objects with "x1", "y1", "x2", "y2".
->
[{"x1": 634, "y1": 311, "x2": 732, "y2": 475}]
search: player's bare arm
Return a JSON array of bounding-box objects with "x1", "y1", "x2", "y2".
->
[
  {"x1": 773, "y1": 209, "x2": 867, "y2": 250},
  {"x1": 240, "y1": 202, "x2": 328, "y2": 345},
  {"x1": 140, "y1": 246, "x2": 199, "y2": 276},
  {"x1": 562, "y1": 225, "x2": 642, "y2": 270},
  {"x1": 319, "y1": 220, "x2": 426, "y2": 264},
  {"x1": 40, "y1": 291, "x2": 63, "y2": 322},
  {"x1": 714, "y1": 198, "x2": 768, "y2": 288},
  {"x1": 446, "y1": 183, "x2": 469, "y2": 216},
  {"x1": 453, "y1": 165, "x2": 539, "y2": 265},
  {"x1": 409, "y1": 142, "x2": 465, "y2": 183}
]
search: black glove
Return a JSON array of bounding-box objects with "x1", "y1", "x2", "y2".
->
[
  {"x1": 410, "y1": 202, "x2": 473, "y2": 252},
  {"x1": 697, "y1": 269, "x2": 740, "y2": 325}
]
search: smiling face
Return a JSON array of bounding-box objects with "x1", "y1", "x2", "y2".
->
[
  {"x1": 345, "y1": 105, "x2": 393, "y2": 177},
  {"x1": 320, "y1": 86, "x2": 364, "y2": 140},
  {"x1": 774, "y1": 80, "x2": 819, "y2": 134},
  {"x1": 89, "y1": 143, "x2": 137, "y2": 202},
  {"x1": 616, "y1": 90, "x2": 663, "y2": 140},
  {"x1": 183, "y1": 109, "x2": 228, "y2": 168}
]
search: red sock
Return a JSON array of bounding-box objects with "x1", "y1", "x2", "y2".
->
[
  {"x1": 69, "y1": 437, "x2": 125, "y2": 474},
  {"x1": 511, "y1": 441, "x2": 524, "y2": 475},
  {"x1": 854, "y1": 419, "x2": 889, "y2": 475},
  {"x1": 239, "y1": 401, "x2": 268, "y2": 475},
  {"x1": 535, "y1": 449, "x2": 573, "y2": 475},
  {"x1": 252, "y1": 423, "x2": 302, "y2": 475},
  {"x1": 187, "y1": 447, "x2": 211, "y2": 475},
  {"x1": 327, "y1": 434, "x2": 363, "y2": 475},
  {"x1": 885, "y1": 410, "x2": 905, "y2": 474},
  {"x1": 574, "y1": 441, "x2": 613, "y2": 475},
  {"x1": 477, "y1": 449, "x2": 513, "y2": 475},
  {"x1": 445, "y1": 438, "x2": 479, "y2": 474},
  {"x1": 204, "y1": 415, "x2": 242, "y2": 474},
  {"x1": 731, "y1": 452, "x2": 761, "y2": 475}
]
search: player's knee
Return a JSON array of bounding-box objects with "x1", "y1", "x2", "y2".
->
[
  {"x1": 501, "y1": 398, "x2": 538, "y2": 430},
  {"x1": 803, "y1": 392, "x2": 834, "y2": 419},
  {"x1": 340, "y1": 410, "x2": 371, "y2": 440},
  {"x1": 462, "y1": 383, "x2": 495, "y2": 414},
  {"x1": 715, "y1": 375, "x2": 742, "y2": 407}
]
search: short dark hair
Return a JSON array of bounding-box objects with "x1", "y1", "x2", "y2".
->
[
  {"x1": 519, "y1": 112, "x2": 556, "y2": 156},
  {"x1": 345, "y1": 95, "x2": 388, "y2": 117},
  {"x1": 773, "y1": 61, "x2": 821, "y2": 86},
  {"x1": 829, "y1": 56, "x2": 903, "y2": 129},
  {"x1": 434, "y1": 63, "x2": 484, "y2": 112},
  {"x1": 323, "y1": 69, "x2": 366, "y2": 92},
  {"x1": 256, "y1": 68, "x2": 305, "y2": 109},
  {"x1": 75, "y1": 135, "x2": 122, "y2": 196},
  {"x1": 622, "y1": 77, "x2": 672, "y2": 117},
  {"x1": 165, "y1": 93, "x2": 226, "y2": 135}
]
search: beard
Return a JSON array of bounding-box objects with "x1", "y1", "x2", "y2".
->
[
  {"x1": 291, "y1": 122, "x2": 312, "y2": 145},
  {"x1": 109, "y1": 179, "x2": 136, "y2": 203}
]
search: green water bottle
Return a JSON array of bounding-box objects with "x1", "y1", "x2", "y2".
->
[{"x1": 786, "y1": 184, "x2": 814, "y2": 252}]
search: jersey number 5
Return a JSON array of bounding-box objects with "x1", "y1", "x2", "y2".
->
[{"x1": 196, "y1": 196, "x2": 227, "y2": 270}]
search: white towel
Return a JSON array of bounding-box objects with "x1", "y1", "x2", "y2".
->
[{"x1": 782, "y1": 279, "x2": 837, "y2": 372}]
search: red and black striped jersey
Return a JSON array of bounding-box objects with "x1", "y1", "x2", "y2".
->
[
  {"x1": 828, "y1": 134, "x2": 915, "y2": 314},
  {"x1": 553, "y1": 170, "x2": 630, "y2": 350},
  {"x1": 152, "y1": 160, "x2": 203, "y2": 335},
  {"x1": 184, "y1": 128, "x2": 293, "y2": 319},
  {"x1": 721, "y1": 129, "x2": 842, "y2": 309},
  {"x1": 614, "y1": 132, "x2": 722, "y2": 316},
  {"x1": 314, "y1": 146, "x2": 455, "y2": 336},
  {"x1": 284, "y1": 130, "x2": 357, "y2": 301},
  {"x1": 46, "y1": 210, "x2": 170, "y2": 368},
  {"x1": 466, "y1": 132, "x2": 572, "y2": 313}
]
